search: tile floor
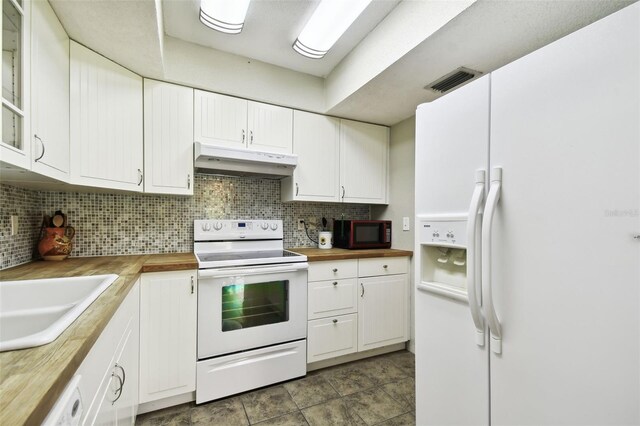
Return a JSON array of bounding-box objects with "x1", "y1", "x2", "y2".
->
[{"x1": 136, "y1": 350, "x2": 415, "y2": 426}]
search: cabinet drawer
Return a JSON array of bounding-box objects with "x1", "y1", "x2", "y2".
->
[
  {"x1": 308, "y1": 259, "x2": 358, "y2": 282},
  {"x1": 307, "y1": 314, "x2": 357, "y2": 363},
  {"x1": 308, "y1": 278, "x2": 357, "y2": 320},
  {"x1": 358, "y1": 257, "x2": 409, "y2": 277}
]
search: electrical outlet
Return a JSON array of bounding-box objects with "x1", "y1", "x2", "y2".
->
[
  {"x1": 297, "y1": 219, "x2": 304, "y2": 231},
  {"x1": 307, "y1": 217, "x2": 317, "y2": 231}
]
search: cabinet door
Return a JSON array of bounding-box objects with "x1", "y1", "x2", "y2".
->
[
  {"x1": 0, "y1": 0, "x2": 30, "y2": 169},
  {"x1": 114, "y1": 287, "x2": 140, "y2": 425},
  {"x1": 80, "y1": 280, "x2": 139, "y2": 426},
  {"x1": 194, "y1": 90, "x2": 246, "y2": 148},
  {"x1": 144, "y1": 80, "x2": 194, "y2": 195},
  {"x1": 340, "y1": 120, "x2": 389, "y2": 204},
  {"x1": 358, "y1": 274, "x2": 409, "y2": 352},
  {"x1": 69, "y1": 41, "x2": 143, "y2": 192},
  {"x1": 308, "y1": 314, "x2": 358, "y2": 363},
  {"x1": 30, "y1": 0, "x2": 69, "y2": 181},
  {"x1": 282, "y1": 111, "x2": 340, "y2": 202},
  {"x1": 247, "y1": 101, "x2": 292, "y2": 153},
  {"x1": 308, "y1": 278, "x2": 358, "y2": 320},
  {"x1": 139, "y1": 271, "x2": 197, "y2": 404}
]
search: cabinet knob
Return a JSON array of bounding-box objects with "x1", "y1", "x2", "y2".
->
[
  {"x1": 242, "y1": 129, "x2": 246, "y2": 142},
  {"x1": 250, "y1": 130, "x2": 254, "y2": 144},
  {"x1": 332, "y1": 319, "x2": 338, "y2": 324},
  {"x1": 383, "y1": 265, "x2": 388, "y2": 269},
  {"x1": 137, "y1": 169, "x2": 143, "y2": 186},
  {"x1": 295, "y1": 183, "x2": 299, "y2": 196},
  {"x1": 191, "y1": 276, "x2": 195, "y2": 294},
  {"x1": 332, "y1": 268, "x2": 338, "y2": 273},
  {"x1": 332, "y1": 281, "x2": 338, "y2": 286},
  {"x1": 187, "y1": 174, "x2": 191, "y2": 189}
]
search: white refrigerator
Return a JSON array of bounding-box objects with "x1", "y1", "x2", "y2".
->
[{"x1": 414, "y1": 3, "x2": 639, "y2": 425}]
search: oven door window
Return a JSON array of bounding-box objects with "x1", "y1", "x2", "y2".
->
[{"x1": 221, "y1": 280, "x2": 289, "y2": 331}]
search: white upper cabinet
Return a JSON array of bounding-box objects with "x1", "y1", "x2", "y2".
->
[
  {"x1": 282, "y1": 115, "x2": 389, "y2": 204},
  {"x1": 144, "y1": 79, "x2": 194, "y2": 195},
  {"x1": 194, "y1": 90, "x2": 247, "y2": 149},
  {"x1": 194, "y1": 89, "x2": 293, "y2": 153},
  {"x1": 30, "y1": 0, "x2": 69, "y2": 181},
  {"x1": 340, "y1": 119, "x2": 389, "y2": 204},
  {"x1": 70, "y1": 41, "x2": 143, "y2": 192},
  {"x1": 282, "y1": 111, "x2": 340, "y2": 202},
  {"x1": 0, "y1": 0, "x2": 30, "y2": 169},
  {"x1": 246, "y1": 101, "x2": 292, "y2": 153}
]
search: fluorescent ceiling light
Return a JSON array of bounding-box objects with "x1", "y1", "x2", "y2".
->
[
  {"x1": 293, "y1": 0, "x2": 372, "y2": 59},
  {"x1": 200, "y1": 0, "x2": 251, "y2": 34}
]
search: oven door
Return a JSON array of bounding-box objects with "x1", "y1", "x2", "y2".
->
[{"x1": 197, "y1": 262, "x2": 308, "y2": 359}]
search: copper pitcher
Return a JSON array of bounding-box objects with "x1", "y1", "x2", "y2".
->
[{"x1": 38, "y1": 227, "x2": 75, "y2": 260}]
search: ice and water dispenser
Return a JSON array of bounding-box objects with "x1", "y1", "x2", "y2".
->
[{"x1": 418, "y1": 214, "x2": 472, "y2": 301}]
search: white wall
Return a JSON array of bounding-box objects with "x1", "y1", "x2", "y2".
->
[
  {"x1": 161, "y1": 37, "x2": 326, "y2": 113},
  {"x1": 372, "y1": 115, "x2": 416, "y2": 352}
]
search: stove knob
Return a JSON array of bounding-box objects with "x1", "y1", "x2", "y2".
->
[
  {"x1": 270, "y1": 223, "x2": 278, "y2": 231},
  {"x1": 261, "y1": 222, "x2": 269, "y2": 230},
  {"x1": 213, "y1": 222, "x2": 223, "y2": 231},
  {"x1": 203, "y1": 223, "x2": 212, "y2": 231}
]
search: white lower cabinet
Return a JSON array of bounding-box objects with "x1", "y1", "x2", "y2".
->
[
  {"x1": 139, "y1": 271, "x2": 197, "y2": 404},
  {"x1": 308, "y1": 314, "x2": 358, "y2": 363},
  {"x1": 358, "y1": 273, "x2": 409, "y2": 352},
  {"x1": 306, "y1": 256, "x2": 410, "y2": 364},
  {"x1": 77, "y1": 279, "x2": 140, "y2": 426}
]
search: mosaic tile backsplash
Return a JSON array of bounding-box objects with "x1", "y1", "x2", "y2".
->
[
  {"x1": 0, "y1": 185, "x2": 42, "y2": 269},
  {"x1": 1, "y1": 174, "x2": 370, "y2": 269}
]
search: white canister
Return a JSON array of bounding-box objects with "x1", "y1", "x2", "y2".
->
[{"x1": 318, "y1": 231, "x2": 333, "y2": 249}]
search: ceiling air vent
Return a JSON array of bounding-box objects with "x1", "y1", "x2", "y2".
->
[{"x1": 426, "y1": 67, "x2": 481, "y2": 94}]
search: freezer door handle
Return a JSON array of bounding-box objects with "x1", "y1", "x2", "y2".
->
[
  {"x1": 466, "y1": 169, "x2": 486, "y2": 346},
  {"x1": 482, "y1": 167, "x2": 503, "y2": 354}
]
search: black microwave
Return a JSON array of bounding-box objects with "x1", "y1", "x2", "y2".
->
[{"x1": 333, "y1": 220, "x2": 392, "y2": 249}]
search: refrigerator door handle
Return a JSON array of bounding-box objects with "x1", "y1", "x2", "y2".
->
[
  {"x1": 482, "y1": 167, "x2": 503, "y2": 354},
  {"x1": 466, "y1": 169, "x2": 486, "y2": 346}
]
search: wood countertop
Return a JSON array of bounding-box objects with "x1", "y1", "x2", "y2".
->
[
  {"x1": 288, "y1": 247, "x2": 413, "y2": 262},
  {"x1": 0, "y1": 253, "x2": 197, "y2": 426}
]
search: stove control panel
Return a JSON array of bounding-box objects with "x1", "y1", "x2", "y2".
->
[{"x1": 195, "y1": 219, "x2": 282, "y2": 241}]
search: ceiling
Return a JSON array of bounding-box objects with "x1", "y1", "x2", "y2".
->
[
  {"x1": 50, "y1": 0, "x2": 637, "y2": 126},
  {"x1": 163, "y1": 0, "x2": 400, "y2": 78}
]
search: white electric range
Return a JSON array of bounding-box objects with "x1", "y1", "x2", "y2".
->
[{"x1": 194, "y1": 219, "x2": 308, "y2": 403}]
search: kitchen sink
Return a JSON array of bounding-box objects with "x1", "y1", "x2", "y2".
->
[{"x1": 0, "y1": 274, "x2": 118, "y2": 352}]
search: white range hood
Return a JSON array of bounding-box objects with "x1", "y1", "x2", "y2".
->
[{"x1": 194, "y1": 142, "x2": 297, "y2": 178}]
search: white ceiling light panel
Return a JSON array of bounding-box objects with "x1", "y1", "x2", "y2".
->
[
  {"x1": 200, "y1": 0, "x2": 251, "y2": 34},
  {"x1": 293, "y1": 0, "x2": 373, "y2": 59}
]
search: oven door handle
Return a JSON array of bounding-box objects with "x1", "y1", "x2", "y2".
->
[{"x1": 198, "y1": 262, "x2": 309, "y2": 278}]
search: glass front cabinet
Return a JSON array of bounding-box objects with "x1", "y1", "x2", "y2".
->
[{"x1": 1, "y1": 0, "x2": 30, "y2": 169}]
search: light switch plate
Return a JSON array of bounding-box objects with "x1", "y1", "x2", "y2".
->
[
  {"x1": 402, "y1": 217, "x2": 410, "y2": 231},
  {"x1": 10, "y1": 215, "x2": 19, "y2": 236}
]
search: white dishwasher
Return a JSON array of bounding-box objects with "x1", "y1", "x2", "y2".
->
[{"x1": 42, "y1": 374, "x2": 83, "y2": 425}]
